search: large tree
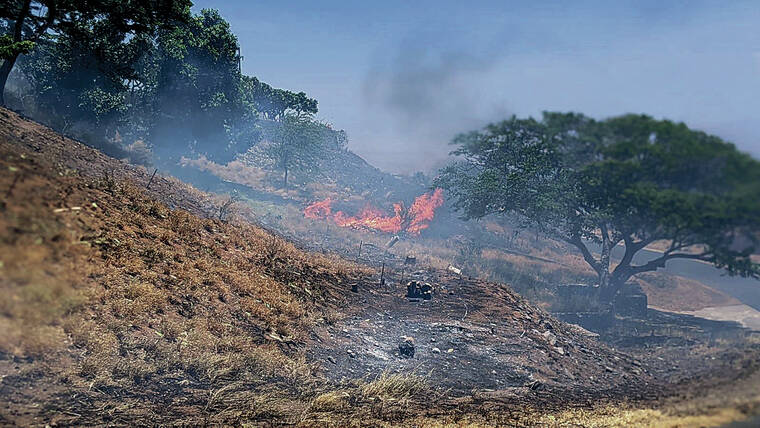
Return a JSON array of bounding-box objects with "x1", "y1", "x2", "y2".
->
[
  {"x1": 0, "y1": 0, "x2": 190, "y2": 106},
  {"x1": 242, "y1": 75, "x2": 318, "y2": 120},
  {"x1": 266, "y1": 111, "x2": 326, "y2": 188},
  {"x1": 436, "y1": 112, "x2": 760, "y2": 300},
  {"x1": 17, "y1": 7, "x2": 261, "y2": 163},
  {"x1": 138, "y1": 8, "x2": 253, "y2": 162}
]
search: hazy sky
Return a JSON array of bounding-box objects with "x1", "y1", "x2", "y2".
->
[{"x1": 194, "y1": 0, "x2": 760, "y2": 173}]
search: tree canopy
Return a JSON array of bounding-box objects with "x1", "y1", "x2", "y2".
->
[
  {"x1": 436, "y1": 112, "x2": 760, "y2": 298},
  {"x1": 3, "y1": 4, "x2": 322, "y2": 164},
  {"x1": 0, "y1": 0, "x2": 192, "y2": 106},
  {"x1": 265, "y1": 111, "x2": 328, "y2": 188},
  {"x1": 242, "y1": 75, "x2": 318, "y2": 120}
]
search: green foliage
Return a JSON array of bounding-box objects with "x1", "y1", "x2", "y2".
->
[
  {"x1": 265, "y1": 112, "x2": 328, "y2": 187},
  {"x1": 242, "y1": 75, "x2": 318, "y2": 120},
  {"x1": 20, "y1": 16, "x2": 150, "y2": 131},
  {"x1": 0, "y1": 35, "x2": 34, "y2": 60},
  {"x1": 436, "y1": 112, "x2": 760, "y2": 293},
  {"x1": 5, "y1": 4, "x2": 320, "y2": 165},
  {"x1": 136, "y1": 8, "x2": 254, "y2": 163}
]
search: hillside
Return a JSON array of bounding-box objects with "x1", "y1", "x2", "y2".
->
[
  {"x1": 174, "y1": 131, "x2": 750, "y2": 316},
  {"x1": 0, "y1": 108, "x2": 368, "y2": 425},
  {"x1": 0, "y1": 108, "x2": 644, "y2": 425},
  {"x1": 175, "y1": 124, "x2": 426, "y2": 208},
  {"x1": 2, "y1": 109, "x2": 760, "y2": 427}
]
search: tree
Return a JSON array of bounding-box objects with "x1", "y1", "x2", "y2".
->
[
  {"x1": 137, "y1": 8, "x2": 253, "y2": 163},
  {"x1": 266, "y1": 112, "x2": 325, "y2": 188},
  {"x1": 19, "y1": 17, "x2": 150, "y2": 135},
  {"x1": 243, "y1": 75, "x2": 317, "y2": 120},
  {"x1": 0, "y1": 0, "x2": 191, "y2": 106},
  {"x1": 436, "y1": 112, "x2": 760, "y2": 300}
]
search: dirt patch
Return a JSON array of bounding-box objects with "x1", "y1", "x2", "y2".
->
[{"x1": 308, "y1": 269, "x2": 650, "y2": 395}]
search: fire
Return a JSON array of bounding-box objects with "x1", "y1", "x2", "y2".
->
[
  {"x1": 304, "y1": 189, "x2": 444, "y2": 235},
  {"x1": 407, "y1": 188, "x2": 444, "y2": 234}
]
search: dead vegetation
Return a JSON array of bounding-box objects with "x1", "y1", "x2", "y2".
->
[{"x1": 0, "y1": 108, "x2": 378, "y2": 425}]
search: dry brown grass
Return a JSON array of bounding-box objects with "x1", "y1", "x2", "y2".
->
[
  {"x1": 0, "y1": 126, "x2": 371, "y2": 425},
  {"x1": 359, "y1": 371, "x2": 430, "y2": 404}
]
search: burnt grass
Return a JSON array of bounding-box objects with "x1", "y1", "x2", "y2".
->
[
  {"x1": 308, "y1": 268, "x2": 650, "y2": 396},
  {"x1": 1, "y1": 107, "x2": 760, "y2": 426}
]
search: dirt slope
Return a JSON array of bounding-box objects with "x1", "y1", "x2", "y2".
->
[{"x1": 309, "y1": 268, "x2": 649, "y2": 395}]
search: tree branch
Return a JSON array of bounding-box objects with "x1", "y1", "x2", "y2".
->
[
  {"x1": 29, "y1": 1, "x2": 57, "y2": 42},
  {"x1": 563, "y1": 235, "x2": 602, "y2": 275},
  {"x1": 611, "y1": 235, "x2": 655, "y2": 281},
  {"x1": 12, "y1": 0, "x2": 33, "y2": 43},
  {"x1": 618, "y1": 251, "x2": 713, "y2": 284}
]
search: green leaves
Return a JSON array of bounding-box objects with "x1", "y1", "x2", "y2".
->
[
  {"x1": 437, "y1": 112, "x2": 760, "y2": 286},
  {"x1": 0, "y1": 35, "x2": 34, "y2": 60}
]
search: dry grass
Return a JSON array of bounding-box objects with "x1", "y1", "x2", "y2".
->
[
  {"x1": 535, "y1": 404, "x2": 751, "y2": 428},
  {"x1": 359, "y1": 371, "x2": 430, "y2": 404},
  {"x1": 0, "y1": 127, "x2": 370, "y2": 424}
]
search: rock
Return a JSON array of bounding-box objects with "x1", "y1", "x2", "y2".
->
[
  {"x1": 399, "y1": 336, "x2": 415, "y2": 358},
  {"x1": 542, "y1": 331, "x2": 558, "y2": 346},
  {"x1": 346, "y1": 349, "x2": 356, "y2": 358},
  {"x1": 447, "y1": 264, "x2": 462, "y2": 275},
  {"x1": 446, "y1": 348, "x2": 454, "y2": 353},
  {"x1": 567, "y1": 323, "x2": 600, "y2": 338},
  {"x1": 327, "y1": 356, "x2": 337, "y2": 365},
  {"x1": 527, "y1": 380, "x2": 545, "y2": 391},
  {"x1": 431, "y1": 347, "x2": 441, "y2": 354},
  {"x1": 554, "y1": 346, "x2": 565, "y2": 355}
]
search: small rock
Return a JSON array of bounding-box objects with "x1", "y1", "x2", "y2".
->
[
  {"x1": 527, "y1": 380, "x2": 544, "y2": 391},
  {"x1": 327, "y1": 356, "x2": 337, "y2": 364},
  {"x1": 346, "y1": 349, "x2": 356, "y2": 358},
  {"x1": 399, "y1": 336, "x2": 415, "y2": 358},
  {"x1": 542, "y1": 331, "x2": 558, "y2": 346},
  {"x1": 446, "y1": 348, "x2": 454, "y2": 353},
  {"x1": 554, "y1": 346, "x2": 565, "y2": 355},
  {"x1": 431, "y1": 347, "x2": 441, "y2": 354}
]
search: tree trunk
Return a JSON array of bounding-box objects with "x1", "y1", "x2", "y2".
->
[
  {"x1": 283, "y1": 166, "x2": 288, "y2": 189},
  {"x1": 0, "y1": 56, "x2": 18, "y2": 107},
  {"x1": 1, "y1": 0, "x2": 33, "y2": 107},
  {"x1": 600, "y1": 276, "x2": 625, "y2": 303}
]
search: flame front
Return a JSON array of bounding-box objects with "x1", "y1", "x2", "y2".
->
[{"x1": 304, "y1": 189, "x2": 444, "y2": 235}]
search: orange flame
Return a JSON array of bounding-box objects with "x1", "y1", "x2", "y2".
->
[
  {"x1": 304, "y1": 189, "x2": 444, "y2": 235},
  {"x1": 407, "y1": 188, "x2": 444, "y2": 234}
]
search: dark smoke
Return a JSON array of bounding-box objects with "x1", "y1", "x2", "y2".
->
[{"x1": 360, "y1": 32, "x2": 512, "y2": 174}]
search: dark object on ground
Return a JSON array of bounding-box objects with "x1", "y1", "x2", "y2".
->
[
  {"x1": 398, "y1": 337, "x2": 415, "y2": 358},
  {"x1": 405, "y1": 255, "x2": 417, "y2": 266},
  {"x1": 527, "y1": 380, "x2": 545, "y2": 391},
  {"x1": 406, "y1": 280, "x2": 433, "y2": 300}
]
